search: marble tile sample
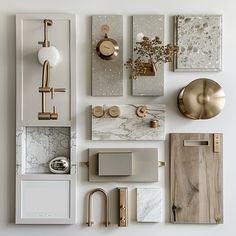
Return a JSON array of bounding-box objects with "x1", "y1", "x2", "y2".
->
[
  {"x1": 137, "y1": 188, "x2": 162, "y2": 223},
  {"x1": 92, "y1": 15, "x2": 123, "y2": 96},
  {"x1": 132, "y1": 15, "x2": 164, "y2": 96},
  {"x1": 25, "y1": 127, "x2": 70, "y2": 173},
  {"x1": 91, "y1": 104, "x2": 165, "y2": 140},
  {"x1": 174, "y1": 15, "x2": 222, "y2": 71}
]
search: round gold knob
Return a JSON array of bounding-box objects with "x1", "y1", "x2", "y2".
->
[
  {"x1": 92, "y1": 106, "x2": 104, "y2": 118},
  {"x1": 150, "y1": 119, "x2": 159, "y2": 128},
  {"x1": 136, "y1": 106, "x2": 147, "y2": 118},
  {"x1": 108, "y1": 106, "x2": 120, "y2": 118}
]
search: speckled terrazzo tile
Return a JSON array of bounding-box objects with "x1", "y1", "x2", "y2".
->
[
  {"x1": 91, "y1": 104, "x2": 165, "y2": 141},
  {"x1": 92, "y1": 15, "x2": 123, "y2": 96},
  {"x1": 174, "y1": 15, "x2": 222, "y2": 71},
  {"x1": 132, "y1": 15, "x2": 164, "y2": 96}
]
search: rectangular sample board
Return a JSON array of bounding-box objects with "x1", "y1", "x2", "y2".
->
[
  {"x1": 92, "y1": 15, "x2": 123, "y2": 96},
  {"x1": 174, "y1": 15, "x2": 222, "y2": 71},
  {"x1": 137, "y1": 188, "x2": 162, "y2": 222},
  {"x1": 88, "y1": 148, "x2": 159, "y2": 182},
  {"x1": 132, "y1": 15, "x2": 164, "y2": 96},
  {"x1": 91, "y1": 104, "x2": 165, "y2": 140},
  {"x1": 170, "y1": 133, "x2": 223, "y2": 224}
]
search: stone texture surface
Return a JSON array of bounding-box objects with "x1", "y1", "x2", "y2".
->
[
  {"x1": 174, "y1": 15, "x2": 222, "y2": 71},
  {"x1": 91, "y1": 104, "x2": 165, "y2": 140},
  {"x1": 132, "y1": 15, "x2": 164, "y2": 96},
  {"x1": 92, "y1": 15, "x2": 123, "y2": 96},
  {"x1": 25, "y1": 127, "x2": 70, "y2": 173},
  {"x1": 137, "y1": 188, "x2": 162, "y2": 222}
]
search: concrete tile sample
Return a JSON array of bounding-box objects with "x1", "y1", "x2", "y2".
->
[
  {"x1": 92, "y1": 15, "x2": 123, "y2": 96},
  {"x1": 174, "y1": 15, "x2": 222, "y2": 71},
  {"x1": 132, "y1": 15, "x2": 164, "y2": 96},
  {"x1": 137, "y1": 188, "x2": 162, "y2": 222},
  {"x1": 91, "y1": 104, "x2": 165, "y2": 140}
]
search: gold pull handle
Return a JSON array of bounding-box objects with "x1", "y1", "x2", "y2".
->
[{"x1": 54, "y1": 88, "x2": 66, "y2": 92}]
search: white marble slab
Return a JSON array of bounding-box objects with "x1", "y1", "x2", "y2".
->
[
  {"x1": 137, "y1": 188, "x2": 162, "y2": 223},
  {"x1": 25, "y1": 127, "x2": 70, "y2": 173},
  {"x1": 91, "y1": 104, "x2": 165, "y2": 140}
]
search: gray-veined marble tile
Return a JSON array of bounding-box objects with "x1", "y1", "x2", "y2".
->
[
  {"x1": 174, "y1": 15, "x2": 222, "y2": 71},
  {"x1": 132, "y1": 15, "x2": 164, "y2": 96},
  {"x1": 137, "y1": 188, "x2": 162, "y2": 222},
  {"x1": 92, "y1": 15, "x2": 123, "y2": 96},
  {"x1": 25, "y1": 127, "x2": 70, "y2": 173},
  {"x1": 91, "y1": 104, "x2": 165, "y2": 140}
]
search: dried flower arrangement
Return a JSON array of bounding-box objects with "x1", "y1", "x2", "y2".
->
[{"x1": 125, "y1": 36, "x2": 179, "y2": 80}]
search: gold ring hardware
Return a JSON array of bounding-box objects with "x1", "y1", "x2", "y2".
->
[
  {"x1": 150, "y1": 119, "x2": 159, "y2": 128},
  {"x1": 136, "y1": 105, "x2": 147, "y2": 118},
  {"x1": 92, "y1": 106, "x2": 105, "y2": 118},
  {"x1": 108, "y1": 106, "x2": 120, "y2": 118}
]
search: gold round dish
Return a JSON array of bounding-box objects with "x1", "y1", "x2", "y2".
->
[
  {"x1": 177, "y1": 78, "x2": 225, "y2": 120},
  {"x1": 96, "y1": 37, "x2": 119, "y2": 60}
]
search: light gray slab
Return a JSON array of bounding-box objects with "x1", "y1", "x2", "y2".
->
[
  {"x1": 132, "y1": 15, "x2": 164, "y2": 96},
  {"x1": 92, "y1": 15, "x2": 123, "y2": 96},
  {"x1": 98, "y1": 152, "x2": 133, "y2": 176},
  {"x1": 89, "y1": 148, "x2": 158, "y2": 182},
  {"x1": 137, "y1": 188, "x2": 162, "y2": 222},
  {"x1": 91, "y1": 104, "x2": 165, "y2": 141},
  {"x1": 174, "y1": 15, "x2": 222, "y2": 71}
]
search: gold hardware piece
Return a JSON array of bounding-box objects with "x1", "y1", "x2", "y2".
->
[
  {"x1": 96, "y1": 28, "x2": 119, "y2": 60},
  {"x1": 177, "y1": 78, "x2": 225, "y2": 120},
  {"x1": 92, "y1": 106, "x2": 105, "y2": 118},
  {"x1": 118, "y1": 187, "x2": 128, "y2": 227},
  {"x1": 101, "y1": 24, "x2": 110, "y2": 34},
  {"x1": 86, "y1": 188, "x2": 110, "y2": 227},
  {"x1": 38, "y1": 19, "x2": 53, "y2": 48},
  {"x1": 213, "y1": 133, "x2": 221, "y2": 153},
  {"x1": 108, "y1": 106, "x2": 120, "y2": 118},
  {"x1": 138, "y1": 63, "x2": 156, "y2": 76},
  {"x1": 158, "y1": 161, "x2": 166, "y2": 167},
  {"x1": 150, "y1": 119, "x2": 159, "y2": 128},
  {"x1": 136, "y1": 105, "x2": 147, "y2": 118}
]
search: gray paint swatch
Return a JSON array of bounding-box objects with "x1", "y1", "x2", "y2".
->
[
  {"x1": 132, "y1": 15, "x2": 164, "y2": 96},
  {"x1": 174, "y1": 15, "x2": 222, "y2": 71},
  {"x1": 92, "y1": 15, "x2": 123, "y2": 96}
]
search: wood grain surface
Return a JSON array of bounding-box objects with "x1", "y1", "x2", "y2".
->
[{"x1": 170, "y1": 133, "x2": 223, "y2": 224}]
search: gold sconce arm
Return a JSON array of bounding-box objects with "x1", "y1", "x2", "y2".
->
[
  {"x1": 38, "y1": 19, "x2": 53, "y2": 47},
  {"x1": 86, "y1": 188, "x2": 110, "y2": 227}
]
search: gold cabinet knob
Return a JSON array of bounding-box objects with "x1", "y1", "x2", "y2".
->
[
  {"x1": 136, "y1": 105, "x2": 147, "y2": 118},
  {"x1": 150, "y1": 119, "x2": 159, "y2": 128},
  {"x1": 92, "y1": 106, "x2": 104, "y2": 118},
  {"x1": 108, "y1": 106, "x2": 120, "y2": 118}
]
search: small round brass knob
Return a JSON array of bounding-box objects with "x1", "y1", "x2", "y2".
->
[
  {"x1": 92, "y1": 106, "x2": 104, "y2": 118},
  {"x1": 150, "y1": 119, "x2": 159, "y2": 128},
  {"x1": 108, "y1": 106, "x2": 120, "y2": 118}
]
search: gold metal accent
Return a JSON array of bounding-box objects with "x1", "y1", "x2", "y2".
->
[
  {"x1": 92, "y1": 106, "x2": 105, "y2": 118},
  {"x1": 118, "y1": 187, "x2": 128, "y2": 227},
  {"x1": 150, "y1": 119, "x2": 159, "y2": 128},
  {"x1": 136, "y1": 105, "x2": 147, "y2": 118},
  {"x1": 96, "y1": 33, "x2": 119, "y2": 60},
  {"x1": 177, "y1": 78, "x2": 225, "y2": 120},
  {"x1": 101, "y1": 24, "x2": 110, "y2": 34},
  {"x1": 108, "y1": 106, "x2": 120, "y2": 118},
  {"x1": 158, "y1": 161, "x2": 166, "y2": 167},
  {"x1": 213, "y1": 133, "x2": 221, "y2": 153},
  {"x1": 38, "y1": 19, "x2": 53, "y2": 48},
  {"x1": 86, "y1": 188, "x2": 110, "y2": 227},
  {"x1": 138, "y1": 63, "x2": 156, "y2": 76}
]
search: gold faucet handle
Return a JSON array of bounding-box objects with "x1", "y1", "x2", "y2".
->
[{"x1": 50, "y1": 88, "x2": 66, "y2": 99}]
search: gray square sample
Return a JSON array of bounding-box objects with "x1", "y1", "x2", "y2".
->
[
  {"x1": 98, "y1": 152, "x2": 132, "y2": 176},
  {"x1": 174, "y1": 15, "x2": 222, "y2": 71},
  {"x1": 132, "y1": 15, "x2": 164, "y2": 96},
  {"x1": 92, "y1": 15, "x2": 123, "y2": 96}
]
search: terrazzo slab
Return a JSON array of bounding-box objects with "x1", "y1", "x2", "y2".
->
[
  {"x1": 92, "y1": 15, "x2": 123, "y2": 96},
  {"x1": 25, "y1": 127, "x2": 70, "y2": 173},
  {"x1": 91, "y1": 104, "x2": 165, "y2": 140},
  {"x1": 174, "y1": 15, "x2": 222, "y2": 71},
  {"x1": 132, "y1": 15, "x2": 164, "y2": 96},
  {"x1": 137, "y1": 188, "x2": 162, "y2": 222}
]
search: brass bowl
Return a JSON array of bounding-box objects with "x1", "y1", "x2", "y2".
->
[{"x1": 178, "y1": 78, "x2": 225, "y2": 119}]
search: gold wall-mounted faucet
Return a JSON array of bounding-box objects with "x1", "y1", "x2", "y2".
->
[
  {"x1": 86, "y1": 188, "x2": 110, "y2": 227},
  {"x1": 38, "y1": 19, "x2": 65, "y2": 120}
]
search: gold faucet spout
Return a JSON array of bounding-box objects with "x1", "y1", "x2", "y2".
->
[{"x1": 86, "y1": 188, "x2": 110, "y2": 227}]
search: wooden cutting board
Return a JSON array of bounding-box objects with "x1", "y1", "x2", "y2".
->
[{"x1": 170, "y1": 133, "x2": 223, "y2": 224}]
